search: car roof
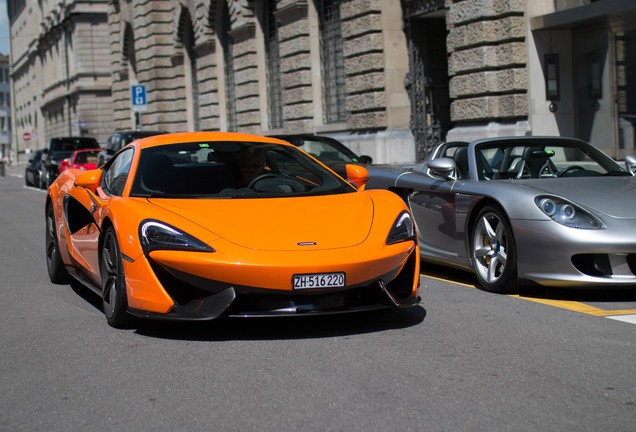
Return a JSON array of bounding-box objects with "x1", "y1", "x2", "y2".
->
[{"x1": 134, "y1": 131, "x2": 292, "y2": 150}]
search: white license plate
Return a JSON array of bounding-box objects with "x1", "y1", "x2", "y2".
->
[{"x1": 293, "y1": 272, "x2": 345, "y2": 289}]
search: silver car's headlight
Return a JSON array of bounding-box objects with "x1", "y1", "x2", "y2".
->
[
  {"x1": 140, "y1": 220, "x2": 215, "y2": 253},
  {"x1": 386, "y1": 211, "x2": 416, "y2": 244},
  {"x1": 534, "y1": 196, "x2": 604, "y2": 229}
]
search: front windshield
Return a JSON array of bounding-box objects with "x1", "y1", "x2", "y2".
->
[
  {"x1": 74, "y1": 150, "x2": 100, "y2": 164},
  {"x1": 129, "y1": 141, "x2": 356, "y2": 198},
  {"x1": 474, "y1": 140, "x2": 628, "y2": 180},
  {"x1": 51, "y1": 138, "x2": 99, "y2": 153}
]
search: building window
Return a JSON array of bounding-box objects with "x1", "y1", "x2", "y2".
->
[
  {"x1": 180, "y1": 9, "x2": 200, "y2": 131},
  {"x1": 8, "y1": 0, "x2": 25, "y2": 22},
  {"x1": 220, "y1": 1, "x2": 237, "y2": 131},
  {"x1": 264, "y1": 0, "x2": 283, "y2": 129},
  {"x1": 317, "y1": 0, "x2": 347, "y2": 124}
]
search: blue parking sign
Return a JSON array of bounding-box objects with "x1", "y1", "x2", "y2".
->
[{"x1": 131, "y1": 85, "x2": 147, "y2": 112}]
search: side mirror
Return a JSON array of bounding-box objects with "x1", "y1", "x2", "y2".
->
[
  {"x1": 428, "y1": 157, "x2": 457, "y2": 181},
  {"x1": 74, "y1": 169, "x2": 103, "y2": 191},
  {"x1": 346, "y1": 164, "x2": 369, "y2": 191},
  {"x1": 625, "y1": 155, "x2": 636, "y2": 175}
]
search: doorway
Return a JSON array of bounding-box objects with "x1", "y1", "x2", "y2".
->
[{"x1": 403, "y1": 2, "x2": 451, "y2": 160}]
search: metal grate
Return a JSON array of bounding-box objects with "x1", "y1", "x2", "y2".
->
[
  {"x1": 318, "y1": 0, "x2": 347, "y2": 124},
  {"x1": 403, "y1": 1, "x2": 451, "y2": 160},
  {"x1": 264, "y1": 0, "x2": 283, "y2": 129}
]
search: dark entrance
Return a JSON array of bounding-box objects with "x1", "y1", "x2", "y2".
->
[{"x1": 403, "y1": 0, "x2": 452, "y2": 160}]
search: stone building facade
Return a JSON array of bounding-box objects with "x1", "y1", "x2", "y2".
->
[
  {"x1": 9, "y1": 0, "x2": 636, "y2": 162},
  {"x1": 8, "y1": 0, "x2": 113, "y2": 159},
  {"x1": 0, "y1": 55, "x2": 11, "y2": 162},
  {"x1": 107, "y1": 0, "x2": 415, "y2": 163}
]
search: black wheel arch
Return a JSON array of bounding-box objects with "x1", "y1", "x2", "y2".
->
[{"x1": 97, "y1": 217, "x2": 115, "y2": 267}]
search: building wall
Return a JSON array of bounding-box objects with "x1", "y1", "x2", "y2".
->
[
  {"x1": 11, "y1": 0, "x2": 636, "y2": 163},
  {"x1": 0, "y1": 55, "x2": 11, "y2": 161},
  {"x1": 9, "y1": 0, "x2": 42, "y2": 156},
  {"x1": 445, "y1": 0, "x2": 531, "y2": 141},
  {"x1": 107, "y1": 0, "x2": 416, "y2": 164},
  {"x1": 9, "y1": 0, "x2": 113, "y2": 160}
]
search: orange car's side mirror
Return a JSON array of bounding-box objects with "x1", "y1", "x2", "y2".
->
[
  {"x1": 75, "y1": 169, "x2": 103, "y2": 191},
  {"x1": 346, "y1": 164, "x2": 369, "y2": 191}
]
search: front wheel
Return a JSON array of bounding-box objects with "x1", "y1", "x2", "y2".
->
[
  {"x1": 471, "y1": 205, "x2": 517, "y2": 293},
  {"x1": 101, "y1": 227, "x2": 132, "y2": 328}
]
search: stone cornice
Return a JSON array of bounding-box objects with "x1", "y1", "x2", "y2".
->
[
  {"x1": 274, "y1": 2, "x2": 308, "y2": 26},
  {"x1": 228, "y1": 23, "x2": 256, "y2": 43}
]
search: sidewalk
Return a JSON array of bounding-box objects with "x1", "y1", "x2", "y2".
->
[{"x1": 1, "y1": 161, "x2": 26, "y2": 178}]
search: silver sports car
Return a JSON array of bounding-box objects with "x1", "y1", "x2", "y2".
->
[{"x1": 367, "y1": 136, "x2": 636, "y2": 293}]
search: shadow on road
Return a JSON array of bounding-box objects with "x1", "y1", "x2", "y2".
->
[
  {"x1": 133, "y1": 306, "x2": 426, "y2": 341},
  {"x1": 68, "y1": 279, "x2": 426, "y2": 340},
  {"x1": 419, "y1": 262, "x2": 636, "y2": 303},
  {"x1": 516, "y1": 286, "x2": 636, "y2": 303}
]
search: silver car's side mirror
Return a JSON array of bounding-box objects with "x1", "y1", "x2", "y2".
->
[
  {"x1": 625, "y1": 155, "x2": 636, "y2": 175},
  {"x1": 428, "y1": 157, "x2": 457, "y2": 181}
]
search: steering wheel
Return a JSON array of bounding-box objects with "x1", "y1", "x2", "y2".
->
[
  {"x1": 247, "y1": 172, "x2": 280, "y2": 189},
  {"x1": 558, "y1": 165, "x2": 585, "y2": 177}
]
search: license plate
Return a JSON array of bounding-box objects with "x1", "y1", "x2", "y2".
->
[{"x1": 293, "y1": 272, "x2": 345, "y2": 289}]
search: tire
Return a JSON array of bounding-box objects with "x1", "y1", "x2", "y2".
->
[
  {"x1": 45, "y1": 204, "x2": 70, "y2": 284},
  {"x1": 471, "y1": 205, "x2": 517, "y2": 293},
  {"x1": 101, "y1": 227, "x2": 132, "y2": 328}
]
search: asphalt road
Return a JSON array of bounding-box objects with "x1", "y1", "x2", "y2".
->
[{"x1": 1, "y1": 166, "x2": 635, "y2": 431}]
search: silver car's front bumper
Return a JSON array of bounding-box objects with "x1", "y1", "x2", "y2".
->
[{"x1": 513, "y1": 219, "x2": 636, "y2": 287}]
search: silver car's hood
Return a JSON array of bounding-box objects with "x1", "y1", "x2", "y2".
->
[{"x1": 521, "y1": 176, "x2": 636, "y2": 219}]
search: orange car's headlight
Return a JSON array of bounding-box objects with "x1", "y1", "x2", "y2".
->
[
  {"x1": 140, "y1": 220, "x2": 215, "y2": 254},
  {"x1": 386, "y1": 211, "x2": 416, "y2": 245}
]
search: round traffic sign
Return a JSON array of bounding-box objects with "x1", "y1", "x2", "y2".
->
[{"x1": 23, "y1": 132, "x2": 31, "y2": 141}]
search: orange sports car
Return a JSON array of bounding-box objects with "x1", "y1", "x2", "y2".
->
[{"x1": 45, "y1": 132, "x2": 420, "y2": 327}]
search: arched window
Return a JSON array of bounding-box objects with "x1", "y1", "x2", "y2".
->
[
  {"x1": 317, "y1": 0, "x2": 347, "y2": 124},
  {"x1": 264, "y1": 0, "x2": 282, "y2": 129},
  {"x1": 219, "y1": 1, "x2": 237, "y2": 131},
  {"x1": 179, "y1": 9, "x2": 200, "y2": 131}
]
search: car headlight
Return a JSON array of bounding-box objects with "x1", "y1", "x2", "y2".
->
[
  {"x1": 386, "y1": 211, "x2": 416, "y2": 244},
  {"x1": 140, "y1": 220, "x2": 215, "y2": 253},
  {"x1": 534, "y1": 196, "x2": 604, "y2": 229}
]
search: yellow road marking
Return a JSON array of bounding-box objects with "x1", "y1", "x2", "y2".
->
[
  {"x1": 421, "y1": 273, "x2": 636, "y2": 317},
  {"x1": 509, "y1": 296, "x2": 636, "y2": 317},
  {"x1": 421, "y1": 274, "x2": 475, "y2": 288}
]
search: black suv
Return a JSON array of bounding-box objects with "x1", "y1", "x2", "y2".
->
[
  {"x1": 97, "y1": 131, "x2": 166, "y2": 167},
  {"x1": 40, "y1": 137, "x2": 100, "y2": 188}
]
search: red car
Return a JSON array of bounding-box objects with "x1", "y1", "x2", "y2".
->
[{"x1": 58, "y1": 149, "x2": 102, "y2": 174}]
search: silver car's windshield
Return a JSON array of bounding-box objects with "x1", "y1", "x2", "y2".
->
[
  {"x1": 474, "y1": 140, "x2": 629, "y2": 180},
  {"x1": 129, "y1": 141, "x2": 355, "y2": 198}
]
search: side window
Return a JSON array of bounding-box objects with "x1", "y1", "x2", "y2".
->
[{"x1": 102, "y1": 148, "x2": 134, "y2": 196}]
